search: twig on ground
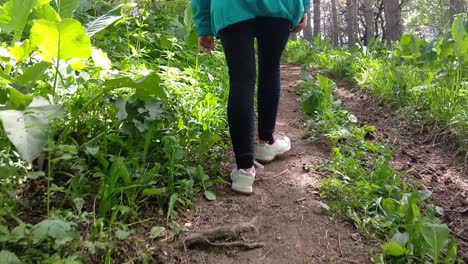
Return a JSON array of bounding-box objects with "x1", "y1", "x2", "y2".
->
[
  {"x1": 179, "y1": 217, "x2": 263, "y2": 250},
  {"x1": 263, "y1": 169, "x2": 289, "y2": 179},
  {"x1": 262, "y1": 248, "x2": 273, "y2": 259},
  {"x1": 338, "y1": 234, "x2": 343, "y2": 256}
]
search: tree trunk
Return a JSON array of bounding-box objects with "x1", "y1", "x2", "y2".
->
[
  {"x1": 303, "y1": 5, "x2": 313, "y2": 41},
  {"x1": 363, "y1": 0, "x2": 375, "y2": 45},
  {"x1": 450, "y1": 0, "x2": 466, "y2": 21},
  {"x1": 346, "y1": 0, "x2": 357, "y2": 46},
  {"x1": 313, "y1": 0, "x2": 321, "y2": 37},
  {"x1": 383, "y1": 0, "x2": 402, "y2": 45},
  {"x1": 331, "y1": 0, "x2": 339, "y2": 46}
]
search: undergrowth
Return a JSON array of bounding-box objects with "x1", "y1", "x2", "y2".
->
[
  {"x1": 284, "y1": 15, "x2": 468, "y2": 158},
  {"x1": 297, "y1": 74, "x2": 461, "y2": 263},
  {"x1": 0, "y1": 1, "x2": 230, "y2": 262}
]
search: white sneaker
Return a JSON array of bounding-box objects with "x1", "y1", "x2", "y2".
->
[
  {"x1": 256, "y1": 136, "x2": 291, "y2": 163},
  {"x1": 230, "y1": 167, "x2": 255, "y2": 195}
]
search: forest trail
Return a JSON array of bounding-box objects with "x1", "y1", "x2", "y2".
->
[
  {"x1": 163, "y1": 64, "x2": 371, "y2": 264},
  {"x1": 160, "y1": 64, "x2": 467, "y2": 263}
]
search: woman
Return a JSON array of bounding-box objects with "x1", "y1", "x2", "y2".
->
[{"x1": 191, "y1": 0, "x2": 309, "y2": 195}]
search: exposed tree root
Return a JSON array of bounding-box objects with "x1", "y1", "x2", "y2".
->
[{"x1": 179, "y1": 217, "x2": 264, "y2": 250}]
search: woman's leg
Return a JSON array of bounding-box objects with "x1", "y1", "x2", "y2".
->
[
  {"x1": 255, "y1": 17, "x2": 291, "y2": 143},
  {"x1": 218, "y1": 20, "x2": 256, "y2": 169}
]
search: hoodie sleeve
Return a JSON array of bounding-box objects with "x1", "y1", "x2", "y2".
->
[
  {"x1": 191, "y1": 0, "x2": 214, "y2": 36},
  {"x1": 303, "y1": 0, "x2": 310, "y2": 9}
]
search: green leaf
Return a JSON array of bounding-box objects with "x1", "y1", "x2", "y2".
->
[
  {"x1": 444, "y1": 238, "x2": 458, "y2": 264},
  {"x1": 382, "y1": 241, "x2": 408, "y2": 257},
  {"x1": 0, "y1": 96, "x2": 63, "y2": 162},
  {"x1": 0, "y1": 225, "x2": 10, "y2": 242},
  {"x1": 0, "y1": 250, "x2": 22, "y2": 264},
  {"x1": 16, "y1": 61, "x2": 53, "y2": 85},
  {"x1": 8, "y1": 40, "x2": 33, "y2": 63},
  {"x1": 390, "y1": 231, "x2": 409, "y2": 247},
  {"x1": 85, "y1": 3, "x2": 136, "y2": 37},
  {"x1": 30, "y1": 18, "x2": 91, "y2": 61},
  {"x1": 422, "y1": 223, "x2": 450, "y2": 263},
  {"x1": 213, "y1": 177, "x2": 230, "y2": 185},
  {"x1": 142, "y1": 188, "x2": 166, "y2": 197},
  {"x1": 6, "y1": 87, "x2": 34, "y2": 110},
  {"x1": 203, "y1": 190, "x2": 216, "y2": 201},
  {"x1": 166, "y1": 193, "x2": 178, "y2": 222},
  {"x1": 26, "y1": 171, "x2": 45, "y2": 179},
  {"x1": 149, "y1": 226, "x2": 165, "y2": 239},
  {"x1": 57, "y1": 0, "x2": 79, "y2": 18},
  {"x1": 104, "y1": 73, "x2": 165, "y2": 99},
  {"x1": 32, "y1": 219, "x2": 78, "y2": 247},
  {"x1": 34, "y1": 4, "x2": 61, "y2": 22},
  {"x1": 115, "y1": 229, "x2": 130, "y2": 240},
  {"x1": 10, "y1": 223, "x2": 28, "y2": 243},
  {"x1": 301, "y1": 90, "x2": 322, "y2": 115},
  {"x1": 452, "y1": 16, "x2": 468, "y2": 60},
  {"x1": 0, "y1": 0, "x2": 51, "y2": 34}
]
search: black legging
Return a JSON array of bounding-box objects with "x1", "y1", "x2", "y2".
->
[{"x1": 219, "y1": 17, "x2": 290, "y2": 169}]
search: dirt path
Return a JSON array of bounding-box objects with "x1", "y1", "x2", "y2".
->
[
  {"x1": 160, "y1": 65, "x2": 370, "y2": 263},
  {"x1": 334, "y1": 81, "x2": 468, "y2": 261}
]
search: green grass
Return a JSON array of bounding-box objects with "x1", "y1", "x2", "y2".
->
[{"x1": 284, "y1": 17, "x2": 468, "y2": 156}]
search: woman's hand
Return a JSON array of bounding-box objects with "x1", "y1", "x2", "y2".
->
[
  {"x1": 198, "y1": 36, "x2": 215, "y2": 54},
  {"x1": 293, "y1": 13, "x2": 308, "y2": 33}
]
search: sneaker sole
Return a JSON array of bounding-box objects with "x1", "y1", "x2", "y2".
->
[
  {"x1": 255, "y1": 147, "x2": 291, "y2": 164},
  {"x1": 231, "y1": 188, "x2": 253, "y2": 196}
]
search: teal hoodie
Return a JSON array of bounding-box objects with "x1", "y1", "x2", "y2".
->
[{"x1": 191, "y1": 0, "x2": 310, "y2": 36}]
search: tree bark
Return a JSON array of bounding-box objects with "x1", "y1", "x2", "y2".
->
[
  {"x1": 331, "y1": 0, "x2": 339, "y2": 46},
  {"x1": 363, "y1": 0, "x2": 375, "y2": 45},
  {"x1": 383, "y1": 0, "x2": 402, "y2": 45},
  {"x1": 313, "y1": 0, "x2": 321, "y2": 37},
  {"x1": 346, "y1": 0, "x2": 357, "y2": 46},
  {"x1": 450, "y1": 0, "x2": 466, "y2": 21},
  {"x1": 303, "y1": 5, "x2": 313, "y2": 41}
]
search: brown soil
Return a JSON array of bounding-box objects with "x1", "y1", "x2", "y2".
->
[
  {"x1": 154, "y1": 65, "x2": 372, "y2": 263},
  {"x1": 333, "y1": 80, "x2": 468, "y2": 261}
]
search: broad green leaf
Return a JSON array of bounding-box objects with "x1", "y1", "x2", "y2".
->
[
  {"x1": 422, "y1": 223, "x2": 450, "y2": 263},
  {"x1": 32, "y1": 219, "x2": 77, "y2": 247},
  {"x1": 0, "y1": 96, "x2": 63, "y2": 162},
  {"x1": 203, "y1": 190, "x2": 216, "y2": 201},
  {"x1": 382, "y1": 241, "x2": 407, "y2": 257},
  {"x1": 149, "y1": 226, "x2": 165, "y2": 238},
  {"x1": 85, "y1": 3, "x2": 136, "y2": 37},
  {"x1": 390, "y1": 231, "x2": 409, "y2": 247},
  {"x1": 16, "y1": 61, "x2": 53, "y2": 85},
  {"x1": 0, "y1": 0, "x2": 51, "y2": 34},
  {"x1": 34, "y1": 4, "x2": 61, "y2": 22},
  {"x1": 30, "y1": 18, "x2": 91, "y2": 61},
  {"x1": 9, "y1": 223, "x2": 28, "y2": 243},
  {"x1": 57, "y1": 0, "x2": 79, "y2": 18},
  {"x1": 6, "y1": 87, "x2": 34, "y2": 110},
  {"x1": 104, "y1": 73, "x2": 165, "y2": 99},
  {"x1": 8, "y1": 40, "x2": 33, "y2": 63},
  {"x1": 0, "y1": 250, "x2": 22, "y2": 264},
  {"x1": 452, "y1": 16, "x2": 468, "y2": 59},
  {"x1": 301, "y1": 90, "x2": 322, "y2": 115}
]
